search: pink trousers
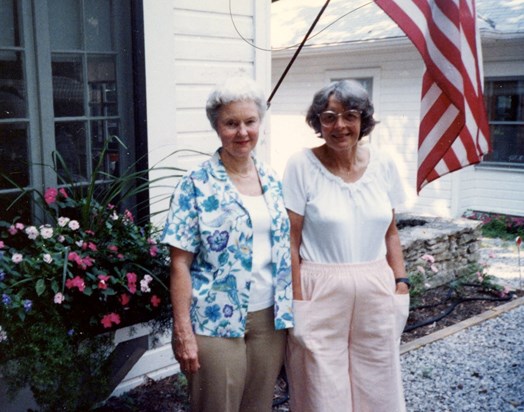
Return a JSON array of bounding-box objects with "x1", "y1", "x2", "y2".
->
[{"x1": 286, "y1": 259, "x2": 409, "y2": 412}]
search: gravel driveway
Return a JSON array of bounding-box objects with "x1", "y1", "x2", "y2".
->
[{"x1": 401, "y1": 237, "x2": 524, "y2": 412}]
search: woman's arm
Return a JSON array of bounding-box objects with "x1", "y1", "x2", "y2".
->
[
  {"x1": 288, "y1": 209, "x2": 305, "y2": 300},
  {"x1": 385, "y1": 210, "x2": 410, "y2": 295},
  {"x1": 169, "y1": 246, "x2": 200, "y2": 374}
]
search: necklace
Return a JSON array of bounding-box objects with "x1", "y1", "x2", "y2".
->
[
  {"x1": 223, "y1": 162, "x2": 254, "y2": 179},
  {"x1": 227, "y1": 169, "x2": 252, "y2": 178}
]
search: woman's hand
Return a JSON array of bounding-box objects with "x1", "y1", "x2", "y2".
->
[
  {"x1": 395, "y1": 281, "x2": 410, "y2": 295},
  {"x1": 172, "y1": 328, "x2": 200, "y2": 374},
  {"x1": 169, "y1": 247, "x2": 200, "y2": 374}
]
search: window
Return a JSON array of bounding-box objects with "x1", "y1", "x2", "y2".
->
[
  {"x1": 0, "y1": 0, "x2": 145, "y2": 222},
  {"x1": 482, "y1": 78, "x2": 524, "y2": 168}
]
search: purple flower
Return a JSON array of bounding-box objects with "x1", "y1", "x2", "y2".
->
[
  {"x1": 223, "y1": 304, "x2": 234, "y2": 318},
  {"x1": 207, "y1": 230, "x2": 229, "y2": 252},
  {"x1": 2, "y1": 294, "x2": 11, "y2": 307},
  {"x1": 23, "y1": 299, "x2": 32, "y2": 313},
  {"x1": 0, "y1": 271, "x2": 5, "y2": 282}
]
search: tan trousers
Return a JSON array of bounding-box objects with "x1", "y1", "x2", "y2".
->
[
  {"x1": 190, "y1": 306, "x2": 286, "y2": 412},
  {"x1": 286, "y1": 259, "x2": 409, "y2": 412}
]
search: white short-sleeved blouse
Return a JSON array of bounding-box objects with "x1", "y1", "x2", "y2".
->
[{"x1": 282, "y1": 145, "x2": 406, "y2": 264}]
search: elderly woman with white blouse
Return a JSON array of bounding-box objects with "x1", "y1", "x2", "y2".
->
[
  {"x1": 283, "y1": 80, "x2": 409, "y2": 412},
  {"x1": 161, "y1": 77, "x2": 293, "y2": 412}
]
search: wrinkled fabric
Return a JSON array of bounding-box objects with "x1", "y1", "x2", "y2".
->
[{"x1": 286, "y1": 259, "x2": 408, "y2": 412}]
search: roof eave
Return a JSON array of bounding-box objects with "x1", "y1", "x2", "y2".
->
[
  {"x1": 272, "y1": 36, "x2": 413, "y2": 58},
  {"x1": 272, "y1": 31, "x2": 524, "y2": 59}
]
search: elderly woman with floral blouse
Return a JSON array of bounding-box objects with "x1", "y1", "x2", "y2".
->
[{"x1": 161, "y1": 77, "x2": 293, "y2": 412}]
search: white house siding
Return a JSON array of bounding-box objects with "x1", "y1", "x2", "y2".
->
[{"x1": 111, "y1": 0, "x2": 272, "y2": 396}]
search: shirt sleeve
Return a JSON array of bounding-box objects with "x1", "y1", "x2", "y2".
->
[
  {"x1": 160, "y1": 173, "x2": 201, "y2": 253},
  {"x1": 282, "y1": 151, "x2": 307, "y2": 216}
]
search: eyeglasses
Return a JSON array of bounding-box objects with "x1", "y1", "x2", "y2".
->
[{"x1": 318, "y1": 109, "x2": 362, "y2": 127}]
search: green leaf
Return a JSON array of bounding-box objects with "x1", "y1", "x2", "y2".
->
[{"x1": 35, "y1": 279, "x2": 46, "y2": 296}]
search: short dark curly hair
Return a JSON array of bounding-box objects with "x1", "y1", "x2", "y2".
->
[{"x1": 305, "y1": 80, "x2": 377, "y2": 140}]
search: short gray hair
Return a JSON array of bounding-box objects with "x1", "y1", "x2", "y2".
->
[
  {"x1": 306, "y1": 80, "x2": 377, "y2": 139},
  {"x1": 206, "y1": 77, "x2": 267, "y2": 131}
]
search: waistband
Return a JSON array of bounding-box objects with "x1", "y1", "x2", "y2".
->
[{"x1": 300, "y1": 258, "x2": 390, "y2": 276}]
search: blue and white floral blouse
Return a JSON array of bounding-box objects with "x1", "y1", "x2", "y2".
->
[{"x1": 161, "y1": 149, "x2": 294, "y2": 338}]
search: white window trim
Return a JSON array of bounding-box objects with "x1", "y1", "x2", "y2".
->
[{"x1": 325, "y1": 68, "x2": 382, "y2": 118}]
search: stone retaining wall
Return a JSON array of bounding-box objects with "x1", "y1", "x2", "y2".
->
[{"x1": 397, "y1": 214, "x2": 482, "y2": 288}]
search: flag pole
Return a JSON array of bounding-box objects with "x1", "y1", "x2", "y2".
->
[{"x1": 267, "y1": 0, "x2": 331, "y2": 108}]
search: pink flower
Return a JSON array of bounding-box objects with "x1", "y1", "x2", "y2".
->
[
  {"x1": 126, "y1": 272, "x2": 137, "y2": 294},
  {"x1": 85, "y1": 229, "x2": 95, "y2": 236},
  {"x1": 107, "y1": 245, "x2": 118, "y2": 253},
  {"x1": 117, "y1": 253, "x2": 124, "y2": 260},
  {"x1": 151, "y1": 295, "x2": 161, "y2": 308},
  {"x1": 11, "y1": 253, "x2": 23, "y2": 263},
  {"x1": 25, "y1": 226, "x2": 39, "y2": 240},
  {"x1": 123, "y1": 210, "x2": 134, "y2": 222},
  {"x1": 58, "y1": 217, "x2": 70, "y2": 227},
  {"x1": 39, "y1": 225, "x2": 53, "y2": 239},
  {"x1": 15, "y1": 223, "x2": 24, "y2": 230},
  {"x1": 68, "y1": 220, "x2": 80, "y2": 230},
  {"x1": 68, "y1": 252, "x2": 94, "y2": 270},
  {"x1": 119, "y1": 293, "x2": 130, "y2": 306},
  {"x1": 65, "y1": 276, "x2": 85, "y2": 292},
  {"x1": 0, "y1": 241, "x2": 4, "y2": 249},
  {"x1": 140, "y1": 280, "x2": 151, "y2": 293},
  {"x1": 430, "y1": 264, "x2": 438, "y2": 273},
  {"x1": 98, "y1": 274, "x2": 110, "y2": 290},
  {"x1": 149, "y1": 245, "x2": 158, "y2": 257},
  {"x1": 140, "y1": 274, "x2": 153, "y2": 292},
  {"x1": 498, "y1": 286, "x2": 510, "y2": 298},
  {"x1": 58, "y1": 188, "x2": 68, "y2": 198},
  {"x1": 84, "y1": 242, "x2": 97, "y2": 251},
  {"x1": 68, "y1": 251, "x2": 82, "y2": 265},
  {"x1": 101, "y1": 313, "x2": 121, "y2": 329},
  {"x1": 421, "y1": 254, "x2": 435, "y2": 263},
  {"x1": 44, "y1": 187, "x2": 58, "y2": 205},
  {"x1": 54, "y1": 292, "x2": 65, "y2": 304},
  {"x1": 8, "y1": 225, "x2": 17, "y2": 235},
  {"x1": 81, "y1": 255, "x2": 94, "y2": 269}
]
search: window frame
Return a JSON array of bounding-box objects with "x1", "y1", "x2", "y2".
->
[
  {"x1": 478, "y1": 76, "x2": 524, "y2": 170},
  {"x1": 0, "y1": 0, "x2": 147, "y2": 222}
]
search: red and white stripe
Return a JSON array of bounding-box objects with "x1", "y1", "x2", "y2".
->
[{"x1": 374, "y1": 0, "x2": 490, "y2": 192}]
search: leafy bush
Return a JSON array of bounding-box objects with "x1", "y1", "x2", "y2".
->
[
  {"x1": 0, "y1": 137, "x2": 190, "y2": 410},
  {"x1": 463, "y1": 210, "x2": 524, "y2": 240}
]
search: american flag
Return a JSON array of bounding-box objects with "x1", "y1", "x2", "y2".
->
[{"x1": 374, "y1": 0, "x2": 491, "y2": 192}]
